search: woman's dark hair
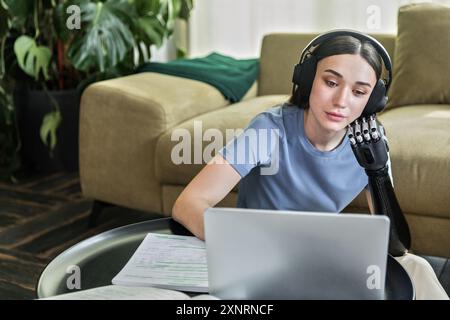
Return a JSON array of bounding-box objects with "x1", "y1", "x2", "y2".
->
[{"x1": 289, "y1": 35, "x2": 383, "y2": 108}]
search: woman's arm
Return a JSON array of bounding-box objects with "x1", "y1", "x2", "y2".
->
[
  {"x1": 365, "y1": 189, "x2": 375, "y2": 214},
  {"x1": 172, "y1": 154, "x2": 242, "y2": 240}
]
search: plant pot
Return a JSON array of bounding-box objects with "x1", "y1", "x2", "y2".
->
[{"x1": 14, "y1": 89, "x2": 81, "y2": 174}]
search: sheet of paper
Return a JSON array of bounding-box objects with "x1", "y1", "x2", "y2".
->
[
  {"x1": 112, "y1": 233, "x2": 208, "y2": 292},
  {"x1": 40, "y1": 285, "x2": 190, "y2": 300}
]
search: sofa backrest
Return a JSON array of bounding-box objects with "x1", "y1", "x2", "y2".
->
[{"x1": 257, "y1": 33, "x2": 396, "y2": 96}]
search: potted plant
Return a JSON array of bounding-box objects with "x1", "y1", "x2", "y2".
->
[{"x1": 0, "y1": 0, "x2": 193, "y2": 180}]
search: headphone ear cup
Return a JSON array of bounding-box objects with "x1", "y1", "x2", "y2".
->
[
  {"x1": 362, "y1": 79, "x2": 387, "y2": 117},
  {"x1": 292, "y1": 64, "x2": 302, "y2": 85},
  {"x1": 294, "y1": 55, "x2": 317, "y2": 104}
]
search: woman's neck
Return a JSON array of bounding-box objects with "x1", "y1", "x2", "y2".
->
[{"x1": 303, "y1": 108, "x2": 346, "y2": 152}]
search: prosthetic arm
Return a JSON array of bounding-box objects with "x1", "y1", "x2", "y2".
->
[{"x1": 347, "y1": 115, "x2": 411, "y2": 257}]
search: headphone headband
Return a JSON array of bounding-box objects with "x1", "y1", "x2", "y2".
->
[{"x1": 299, "y1": 29, "x2": 392, "y2": 92}]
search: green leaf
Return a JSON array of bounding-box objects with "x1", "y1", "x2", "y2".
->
[
  {"x1": 68, "y1": 1, "x2": 135, "y2": 72},
  {"x1": 176, "y1": 46, "x2": 186, "y2": 59},
  {"x1": 14, "y1": 35, "x2": 51, "y2": 80},
  {"x1": 162, "y1": 0, "x2": 182, "y2": 32},
  {"x1": 3, "y1": 0, "x2": 34, "y2": 30},
  {"x1": 179, "y1": 0, "x2": 193, "y2": 21},
  {"x1": 136, "y1": 16, "x2": 165, "y2": 47},
  {"x1": 40, "y1": 110, "x2": 62, "y2": 150},
  {"x1": 134, "y1": 0, "x2": 159, "y2": 16},
  {"x1": 0, "y1": 83, "x2": 13, "y2": 128},
  {"x1": 41, "y1": 0, "x2": 55, "y2": 10},
  {"x1": 53, "y1": 3, "x2": 71, "y2": 42},
  {"x1": 0, "y1": 3, "x2": 9, "y2": 38}
]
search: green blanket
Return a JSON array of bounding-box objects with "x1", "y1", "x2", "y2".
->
[{"x1": 136, "y1": 52, "x2": 259, "y2": 103}]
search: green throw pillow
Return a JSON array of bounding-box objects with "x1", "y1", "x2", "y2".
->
[{"x1": 386, "y1": 3, "x2": 450, "y2": 109}]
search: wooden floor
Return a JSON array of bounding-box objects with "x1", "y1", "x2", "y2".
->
[{"x1": 0, "y1": 171, "x2": 161, "y2": 299}]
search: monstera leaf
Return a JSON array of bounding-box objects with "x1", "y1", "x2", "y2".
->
[
  {"x1": 13, "y1": 36, "x2": 52, "y2": 80},
  {"x1": 2, "y1": 0, "x2": 34, "y2": 31},
  {"x1": 135, "y1": 16, "x2": 166, "y2": 48},
  {"x1": 40, "y1": 109, "x2": 62, "y2": 150},
  {"x1": 130, "y1": 0, "x2": 185, "y2": 64},
  {"x1": 68, "y1": 1, "x2": 135, "y2": 72}
]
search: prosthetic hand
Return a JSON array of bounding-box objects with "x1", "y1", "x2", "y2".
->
[{"x1": 347, "y1": 115, "x2": 411, "y2": 257}]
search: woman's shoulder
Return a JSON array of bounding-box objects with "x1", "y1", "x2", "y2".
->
[
  {"x1": 247, "y1": 102, "x2": 300, "y2": 138},
  {"x1": 256, "y1": 102, "x2": 301, "y2": 123}
]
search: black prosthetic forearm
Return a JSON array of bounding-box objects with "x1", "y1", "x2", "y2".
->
[
  {"x1": 348, "y1": 116, "x2": 411, "y2": 257},
  {"x1": 366, "y1": 168, "x2": 411, "y2": 257}
]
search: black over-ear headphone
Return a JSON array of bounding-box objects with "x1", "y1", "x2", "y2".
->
[{"x1": 292, "y1": 29, "x2": 392, "y2": 117}]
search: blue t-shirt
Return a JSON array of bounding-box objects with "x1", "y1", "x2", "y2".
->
[{"x1": 219, "y1": 103, "x2": 369, "y2": 213}]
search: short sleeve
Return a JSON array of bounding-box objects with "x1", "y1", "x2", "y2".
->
[{"x1": 218, "y1": 111, "x2": 282, "y2": 177}]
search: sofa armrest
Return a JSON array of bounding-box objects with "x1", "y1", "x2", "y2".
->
[
  {"x1": 79, "y1": 72, "x2": 228, "y2": 214},
  {"x1": 88, "y1": 72, "x2": 229, "y2": 127}
]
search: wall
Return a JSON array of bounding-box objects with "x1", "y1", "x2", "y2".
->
[{"x1": 187, "y1": 0, "x2": 450, "y2": 59}]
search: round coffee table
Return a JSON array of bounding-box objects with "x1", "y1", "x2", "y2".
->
[{"x1": 37, "y1": 217, "x2": 415, "y2": 299}]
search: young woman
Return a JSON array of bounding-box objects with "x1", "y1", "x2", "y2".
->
[{"x1": 172, "y1": 32, "x2": 448, "y2": 300}]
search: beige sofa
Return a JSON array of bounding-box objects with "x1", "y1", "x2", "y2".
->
[{"x1": 80, "y1": 28, "x2": 450, "y2": 258}]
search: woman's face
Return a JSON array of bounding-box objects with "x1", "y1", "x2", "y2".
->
[{"x1": 308, "y1": 54, "x2": 378, "y2": 133}]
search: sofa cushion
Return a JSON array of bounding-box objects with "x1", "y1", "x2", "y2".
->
[
  {"x1": 156, "y1": 95, "x2": 289, "y2": 185},
  {"x1": 387, "y1": 3, "x2": 450, "y2": 108},
  {"x1": 378, "y1": 105, "x2": 450, "y2": 218}
]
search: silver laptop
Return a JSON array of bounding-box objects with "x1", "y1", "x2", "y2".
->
[{"x1": 204, "y1": 207, "x2": 390, "y2": 300}]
